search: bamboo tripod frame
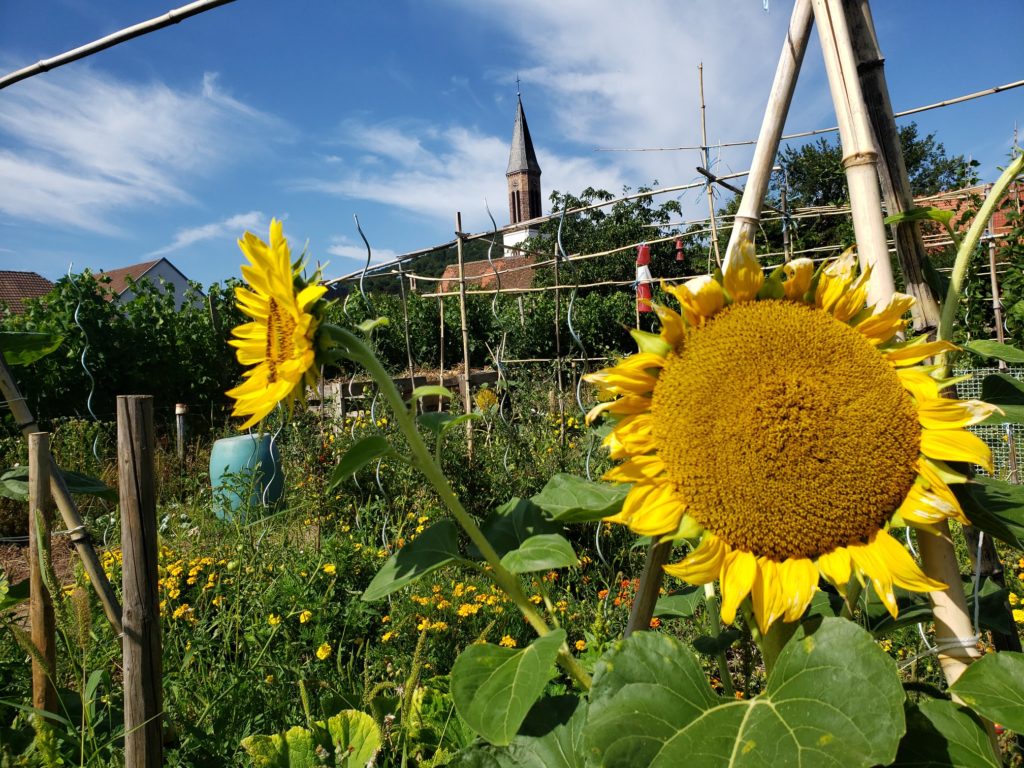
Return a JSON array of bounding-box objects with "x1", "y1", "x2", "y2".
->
[{"x1": 717, "y1": 0, "x2": 982, "y2": 688}]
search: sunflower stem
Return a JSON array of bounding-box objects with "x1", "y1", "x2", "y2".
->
[
  {"x1": 322, "y1": 325, "x2": 593, "y2": 691},
  {"x1": 937, "y1": 150, "x2": 1024, "y2": 351},
  {"x1": 702, "y1": 582, "x2": 735, "y2": 696},
  {"x1": 759, "y1": 620, "x2": 798, "y2": 676}
]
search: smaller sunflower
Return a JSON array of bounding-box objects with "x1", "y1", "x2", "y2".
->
[
  {"x1": 586, "y1": 238, "x2": 997, "y2": 633},
  {"x1": 227, "y1": 219, "x2": 327, "y2": 429}
]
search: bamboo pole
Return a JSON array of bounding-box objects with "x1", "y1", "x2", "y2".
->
[
  {"x1": 118, "y1": 396, "x2": 163, "y2": 768},
  {"x1": 0, "y1": 0, "x2": 236, "y2": 91},
  {"x1": 844, "y1": 0, "x2": 939, "y2": 331},
  {"x1": 455, "y1": 213, "x2": 474, "y2": 458},
  {"x1": 438, "y1": 297, "x2": 446, "y2": 413},
  {"x1": 725, "y1": 0, "x2": 813, "y2": 255},
  {"x1": 28, "y1": 432, "x2": 57, "y2": 715},
  {"x1": 0, "y1": 353, "x2": 122, "y2": 634},
  {"x1": 699, "y1": 64, "x2": 722, "y2": 269},
  {"x1": 174, "y1": 403, "x2": 187, "y2": 461}
]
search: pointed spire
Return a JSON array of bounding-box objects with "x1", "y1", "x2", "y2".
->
[{"x1": 507, "y1": 94, "x2": 541, "y2": 176}]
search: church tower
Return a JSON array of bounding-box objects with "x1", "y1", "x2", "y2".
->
[{"x1": 503, "y1": 93, "x2": 542, "y2": 256}]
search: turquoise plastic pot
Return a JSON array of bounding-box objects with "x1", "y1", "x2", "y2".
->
[{"x1": 209, "y1": 434, "x2": 283, "y2": 521}]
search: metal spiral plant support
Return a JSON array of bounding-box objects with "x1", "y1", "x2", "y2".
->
[
  {"x1": 483, "y1": 200, "x2": 517, "y2": 473},
  {"x1": 556, "y1": 212, "x2": 607, "y2": 565}
]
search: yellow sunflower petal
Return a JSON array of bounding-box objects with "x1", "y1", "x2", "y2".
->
[
  {"x1": 884, "y1": 340, "x2": 958, "y2": 367},
  {"x1": 750, "y1": 558, "x2": 785, "y2": 633},
  {"x1": 653, "y1": 302, "x2": 686, "y2": 346},
  {"x1": 920, "y1": 428, "x2": 994, "y2": 473},
  {"x1": 669, "y1": 274, "x2": 725, "y2": 325},
  {"x1": 897, "y1": 367, "x2": 941, "y2": 401},
  {"x1": 663, "y1": 534, "x2": 727, "y2": 585},
  {"x1": 856, "y1": 293, "x2": 915, "y2": 345},
  {"x1": 602, "y1": 454, "x2": 666, "y2": 483},
  {"x1": 816, "y1": 548, "x2": 853, "y2": 595},
  {"x1": 585, "y1": 395, "x2": 650, "y2": 424},
  {"x1": 782, "y1": 258, "x2": 814, "y2": 301},
  {"x1": 898, "y1": 481, "x2": 965, "y2": 527},
  {"x1": 777, "y1": 558, "x2": 819, "y2": 622},
  {"x1": 722, "y1": 237, "x2": 764, "y2": 303},
  {"x1": 719, "y1": 548, "x2": 757, "y2": 624},
  {"x1": 872, "y1": 528, "x2": 945, "y2": 593},
  {"x1": 917, "y1": 398, "x2": 998, "y2": 430}
]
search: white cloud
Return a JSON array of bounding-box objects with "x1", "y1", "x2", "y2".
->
[
  {"x1": 0, "y1": 68, "x2": 288, "y2": 233},
  {"x1": 149, "y1": 211, "x2": 266, "y2": 256},
  {"x1": 297, "y1": 120, "x2": 628, "y2": 234},
  {"x1": 326, "y1": 235, "x2": 399, "y2": 264}
]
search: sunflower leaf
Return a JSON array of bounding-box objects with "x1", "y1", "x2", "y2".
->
[
  {"x1": 0, "y1": 332, "x2": 63, "y2": 366},
  {"x1": 884, "y1": 206, "x2": 955, "y2": 227},
  {"x1": 531, "y1": 473, "x2": 630, "y2": 523},
  {"x1": 979, "y1": 373, "x2": 1024, "y2": 424},
  {"x1": 409, "y1": 385, "x2": 454, "y2": 403},
  {"x1": 356, "y1": 316, "x2": 390, "y2": 334},
  {"x1": 328, "y1": 435, "x2": 393, "y2": 489},
  {"x1": 653, "y1": 587, "x2": 705, "y2": 619},
  {"x1": 953, "y1": 477, "x2": 1024, "y2": 549},
  {"x1": 950, "y1": 651, "x2": 1024, "y2": 732},
  {"x1": 892, "y1": 699, "x2": 1000, "y2": 767},
  {"x1": 468, "y1": 498, "x2": 562, "y2": 560},
  {"x1": 361, "y1": 520, "x2": 462, "y2": 602},
  {"x1": 499, "y1": 534, "x2": 578, "y2": 574},
  {"x1": 0, "y1": 467, "x2": 115, "y2": 503},
  {"x1": 451, "y1": 630, "x2": 566, "y2": 746},
  {"x1": 963, "y1": 340, "x2": 1024, "y2": 365},
  {"x1": 450, "y1": 695, "x2": 587, "y2": 768},
  {"x1": 584, "y1": 618, "x2": 905, "y2": 768}
]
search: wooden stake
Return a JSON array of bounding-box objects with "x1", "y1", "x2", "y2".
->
[
  {"x1": 625, "y1": 541, "x2": 672, "y2": 637},
  {"x1": 726, "y1": 0, "x2": 813, "y2": 254},
  {"x1": 174, "y1": 403, "x2": 187, "y2": 461},
  {"x1": 699, "y1": 63, "x2": 722, "y2": 269},
  {"x1": 438, "y1": 296, "x2": 446, "y2": 413},
  {"x1": 844, "y1": 0, "x2": 940, "y2": 331},
  {"x1": 0, "y1": 352, "x2": 122, "y2": 634},
  {"x1": 118, "y1": 396, "x2": 162, "y2": 768},
  {"x1": 455, "y1": 213, "x2": 474, "y2": 458},
  {"x1": 28, "y1": 432, "x2": 56, "y2": 715}
]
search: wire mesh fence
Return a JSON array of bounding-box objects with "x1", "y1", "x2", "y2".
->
[{"x1": 959, "y1": 365, "x2": 1021, "y2": 480}]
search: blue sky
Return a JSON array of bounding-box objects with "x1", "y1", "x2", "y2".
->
[{"x1": 1, "y1": 0, "x2": 1022, "y2": 288}]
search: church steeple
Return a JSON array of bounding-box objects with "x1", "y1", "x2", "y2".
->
[{"x1": 506, "y1": 93, "x2": 542, "y2": 225}]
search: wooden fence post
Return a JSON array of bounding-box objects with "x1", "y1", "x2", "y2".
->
[
  {"x1": 174, "y1": 403, "x2": 187, "y2": 461},
  {"x1": 117, "y1": 395, "x2": 162, "y2": 767},
  {"x1": 28, "y1": 432, "x2": 56, "y2": 715},
  {"x1": 455, "y1": 212, "x2": 474, "y2": 459}
]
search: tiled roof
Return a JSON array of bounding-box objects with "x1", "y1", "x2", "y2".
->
[
  {"x1": 439, "y1": 255, "x2": 536, "y2": 293},
  {"x1": 95, "y1": 259, "x2": 160, "y2": 296},
  {"x1": 0, "y1": 271, "x2": 54, "y2": 315}
]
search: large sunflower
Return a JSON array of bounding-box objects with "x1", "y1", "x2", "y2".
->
[
  {"x1": 227, "y1": 220, "x2": 326, "y2": 429},
  {"x1": 585, "y1": 239, "x2": 996, "y2": 633}
]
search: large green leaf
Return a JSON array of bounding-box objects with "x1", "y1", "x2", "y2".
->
[
  {"x1": 409, "y1": 385, "x2": 455, "y2": 402},
  {"x1": 468, "y1": 498, "x2": 562, "y2": 560},
  {"x1": 0, "y1": 572, "x2": 29, "y2": 614},
  {"x1": 893, "y1": 700, "x2": 1000, "y2": 767},
  {"x1": 964, "y1": 340, "x2": 1024, "y2": 365},
  {"x1": 979, "y1": 373, "x2": 1024, "y2": 424},
  {"x1": 451, "y1": 630, "x2": 566, "y2": 746},
  {"x1": 450, "y1": 695, "x2": 587, "y2": 768},
  {"x1": 950, "y1": 651, "x2": 1024, "y2": 731},
  {"x1": 531, "y1": 474, "x2": 630, "y2": 523},
  {"x1": 585, "y1": 619, "x2": 905, "y2": 768},
  {"x1": 324, "y1": 709, "x2": 381, "y2": 767},
  {"x1": 499, "y1": 534, "x2": 578, "y2": 574},
  {"x1": 585, "y1": 631, "x2": 719, "y2": 766},
  {"x1": 962, "y1": 575, "x2": 1014, "y2": 636},
  {"x1": 328, "y1": 435, "x2": 393, "y2": 489},
  {"x1": 361, "y1": 520, "x2": 462, "y2": 602},
  {"x1": 0, "y1": 332, "x2": 63, "y2": 366},
  {"x1": 0, "y1": 466, "x2": 116, "y2": 503},
  {"x1": 863, "y1": 588, "x2": 933, "y2": 636},
  {"x1": 884, "y1": 206, "x2": 954, "y2": 227},
  {"x1": 954, "y1": 477, "x2": 1024, "y2": 549},
  {"x1": 653, "y1": 586, "x2": 705, "y2": 619}
]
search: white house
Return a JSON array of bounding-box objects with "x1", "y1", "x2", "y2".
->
[{"x1": 95, "y1": 258, "x2": 199, "y2": 310}]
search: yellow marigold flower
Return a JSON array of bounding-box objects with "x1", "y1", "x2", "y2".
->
[
  {"x1": 298, "y1": 610, "x2": 313, "y2": 624},
  {"x1": 316, "y1": 642, "x2": 332, "y2": 660},
  {"x1": 499, "y1": 635, "x2": 517, "y2": 648},
  {"x1": 322, "y1": 563, "x2": 337, "y2": 576},
  {"x1": 226, "y1": 219, "x2": 327, "y2": 429},
  {"x1": 1014, "y1": 609, "x2": 1024, "y2": 624},
  {"x1": 587, "y1": 237, "x2": 996, "y2": 634},
  {"x1": 268, "y1": 614, "x2": 281, "y2": 627},
  {"x1": 265, "y1": 674, "x2": 275, "y2": 684},
  {"x1": 1010, "y1": 593, "x2": 1020, "y2": 606},
  {"x1": 382, "y1": 630, "x2": 395, "y2": 642},
  {"x1": 575, "y1": 640, "x2": 587, "y2": 651}
]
